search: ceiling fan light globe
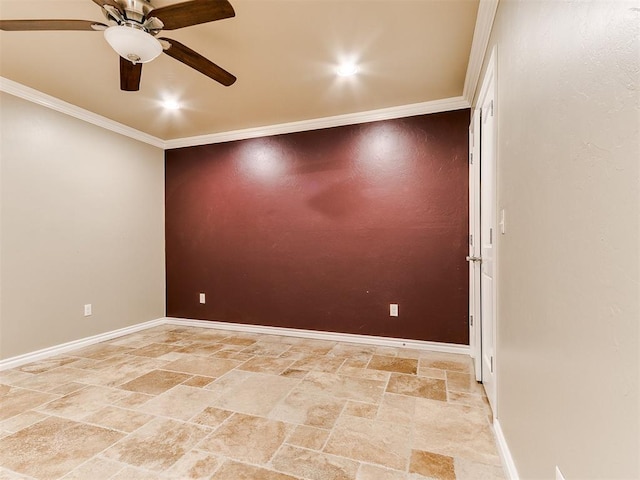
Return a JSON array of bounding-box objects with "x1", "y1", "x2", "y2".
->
[{"x1": 104, "y1": 25, "x2": 162, "y2": 64}]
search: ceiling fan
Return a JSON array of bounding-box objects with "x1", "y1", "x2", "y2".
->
[{"x1": 0, "y1": 0, "x2": 237, "y2": 91}]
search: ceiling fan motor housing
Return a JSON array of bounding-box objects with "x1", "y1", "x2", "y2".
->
[{"x1": 103, "y1": 0, "x2": 164, "y2": 33}]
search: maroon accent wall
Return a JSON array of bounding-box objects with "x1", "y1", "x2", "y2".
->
[{"x1": 166, "y1": 109, "x2": 470, "y2": 344}]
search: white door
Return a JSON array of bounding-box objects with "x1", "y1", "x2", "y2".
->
[
  {"x1": 478, "y1": 48, "x2": 497, "y2": 412},
  {"x1": 468, "y1": 111, "x2": 482, "y2": 382}
]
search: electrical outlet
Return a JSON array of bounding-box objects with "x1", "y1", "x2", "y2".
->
[
  {"x1": 390, "y1": 303, "x2": 399, "y2": 317},
  {"x1": 84, "y1": 304, "x2": 92, "y2": 316},
  {"x1": 555, "y1": 466, "x2": 566, "y2": 480},
  {"x1": 199, "y1": 293, "x2": 206, "y2": 304}
]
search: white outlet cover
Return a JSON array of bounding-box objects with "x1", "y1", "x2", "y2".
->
[
  {"x1": 199, "y1": 293, "x2": 206, "y2": 304},
  {"x1": 84, "y1": 304, "x2": 92, "y2": 316},
  {"x1": 390, "y1": 304, "x2": 399, "y2": 316}
]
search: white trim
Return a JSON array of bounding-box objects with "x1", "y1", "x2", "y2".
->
[
  {"x1": 462, "y1": 0, "x2": 499, "y2": 104},
  {"x1": 0, "y1": 318, "x2": 166, "y2": 371},
  {"x1": 0, "y1": 316, "x2": 469, "y2": 371},
  {"x1": 494, "y1": 419, "x2": 520, "y2": 480},
  {"x1": 164, "y1": 96, "x2": 470, "y2": 149},
  {"x1": 165, "y1": 317, "x2": 470, "y2": 355},
  {"x1": 0, "y1": 77, "x2": 165, "y2": 149}
]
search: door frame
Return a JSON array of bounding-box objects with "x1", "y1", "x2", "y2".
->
[
  {"x1": 468, "y1": 110, "x2": 482, "y2": 382},
  {"x1": 470, "y1": 45, "x2": 498, "y2": 414}
]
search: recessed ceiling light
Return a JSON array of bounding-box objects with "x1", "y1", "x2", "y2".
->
[
  {"x1": 336, "y1": 63, "x2": 359, "y2": 77},
  {"x1": 162, "y1": 99, "x2": 181, "y2": 111}
]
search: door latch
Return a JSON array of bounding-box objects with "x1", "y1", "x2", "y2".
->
[{"x1": 466, "y1": 256, "x2": 482, "y2": 262}]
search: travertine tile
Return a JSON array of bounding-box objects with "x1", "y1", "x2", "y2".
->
[
  {"x1": 211, "y1": 460, "x2": 298, "y2": 480},
  {"x1": 301, "y1": 371, "x2": 386, "y2": 404},
  {"x1": 164, "y1": 450, "x2": 222, "y2": 479},
  {"x1": 0, "y1": 386, "x2": 58, "y2": 421},
  {"x1": 368, "y1": 355, "x2": 418, "y2": 375},
  {"x1": 291, "y1": 355, "x2": 346, "y2": 373},
  {"x1": 454, "y1": 457, "x2": 506, "y2": 479},
  {"x1": 36, "y1": 385, "x2": 131, "y2": 420},
  {"x1": 129, "y1": 343, "x2": 180, "y2": 358},
  {"x1": 219, "y1": 336, "x2": 258, "y2": 346},
  {"x1": 192, "y1": 406, "x2": 234, "y2": 428},
  {"x1": 270, "y1": 388, "x2": 345, "y2": 428},
  {"x1": 212, "y1": 373, "x2": 299, "y2": 416},
  {"x1": 17, "y1": 356, "x2": 77, "y2": 374},
  {"x1": 417, "y1": 367, "x2": 447, "y2": 379},
  {"x1": 183, "y1": 375, "x2": 215, "y2": 388},
  {"x1": 103, "y1": 417, "x2": 208, "y2": 471},
  {"x1": 82, "y1": 405, "x2": 155, "y2": 433},
  {"x1": 419, "y1": 352, "x2": 472, "y2": 374},
  {"x1": 61, "y1": 457, "x2": 126, "y2": 479},
  {"x1": 240, "y1": 342, "x2": 292, "y2": 357},
  {"x1": 0, "y1": 411, "x2": 49, "y2": 433},
  {"x1": 324, "y1": 415, "x2": 411, "y2": 470},
  {"x1": 48, "y1": 382, "x2": 86, "y2": 395},
  {"x1": 446, "y1": 371, "x2": 485, "y2": 395},
  {"x1": 7, "y1": 367, "x2": 92, "y2": 392},
  {"x1": 69, "y1": 343, "x2": 132, "y2": 360},
  {"x1": 113, "y1": 392, "x2": 154, "y2": 409},
  {"x1": 139, "y1": 385, "x2": 220, "y2": 421},
  {"x1": 109, "y1": 465, "x2": 169, "y2": 479},
  {"x1": 386, "y1": 373, "x2": 447, "y2": 401},
  {"x1": 272, "y1": 444, "x2": 359, "y2": 480},
  {"x1": 448, "y1": 391, "x2": 491, "y2": 410},
  {"x1": 238, "y1": 356, "x2": 296, "y2": 374},
  {"x1": 376, "y1": 393, "x2": 416, "y2": 425},
  {"x1": 0, "y1": 416, "x2": 122, "y2": 479},
  {"x1": 177, "y1": 342, "x2": 225, "y2": 356},
  {"x1": 164, "y1": 357, "x2": 242, "y2": 378},
  {"x1": 198, "y1": 413, "x2": 291, "y2": 464},
  {"x1": 413, "y1": 399, "x2": 501, "y2": 465},
  {"x1": 357, "y1": 464, "x2": 407, "y2": 480},
  {"x1": 119, "y1": 369, "x2": 191, "y2": 395},
  {"x1": 338, "y1": 365, "x2": 391, "y2": 382},
  {"x1": 344, "y1": 400, "x2": 378, "y2": 419},
  {"x1": 286, "y1": 425, "x2": 330, "y2": 450},
  {"x1": 409, "y1": 450, "x2": 455, "y2": 480}
]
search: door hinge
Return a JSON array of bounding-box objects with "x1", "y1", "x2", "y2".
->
[
  {"x1": 489, "y1": 228, "x2": 493, "y2": 245},
  {"x1": 469, "y1": 315, "x2": 473, "y2": 326},
  {"x1": 469, "y1": 234, "x2": 473, "y2": 246},
  {"x1": 490, "y1": 99, "x2": 494, "y2": 117},
  {"x1": 490, "y1": 356, "x2": 494, "y2": 373},
  {"x1": 469, "y1": 152, "x2": 473, "y2": 164}
]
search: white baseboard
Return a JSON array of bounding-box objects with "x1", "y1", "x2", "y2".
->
[
  {"x1": 0, "y1": 316, "x2": 469, "y2": 371},
  {"x1": 0, "y1": 318, "x2": 166, "y2": 371},
  {"x1": 494, "y1": 418, "x2": 519, "y2": 480},
  {"x1": 166, "y1": 317, "x2": 470, "y2": 355}
]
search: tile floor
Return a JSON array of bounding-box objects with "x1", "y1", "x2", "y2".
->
[{"x1": 0, "y1": 325, "x2": 505, "y2": 480}]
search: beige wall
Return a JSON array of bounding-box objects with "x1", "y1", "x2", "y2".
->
[
  {"x1": 476, "y1": 1, "x2": 639, "y2": 478},
  {"x1": 0, "y1": 92, "x2": 165, "y2": 359}
]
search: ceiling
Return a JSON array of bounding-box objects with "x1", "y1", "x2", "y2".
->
[{"x1": 0, "y1": 0, "x2": 480, "y2": 142}]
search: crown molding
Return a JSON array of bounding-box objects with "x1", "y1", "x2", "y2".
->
[
  {"x1": 0, "y1": 77, "x2": 166, "y2": 149},
  {"x1": 462, "y1": 0, "x2": 499, "y2": 105},
  {"x1": 1, "y1": 78, "x2": 470, "y2": 151},
  {"x1": 164, "y1": 96, "x2": 470, "y2": 149}
]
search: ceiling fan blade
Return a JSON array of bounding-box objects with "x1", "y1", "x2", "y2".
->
[
  {"x1": 151, "y1": 0, "x2": 234, "y2": 30},
  {"x1": 120, "y1": 57, "x2": 143, "y2": 91},
  {"x1": 160, "y1": 37, "x2": 236, "y2": 86},
  {"x1": 0, "y1": 19, "x2": 107, "y2": 31},
  {"x1": 91, "y1": 0, "x2": 123, "y2": 14}
]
